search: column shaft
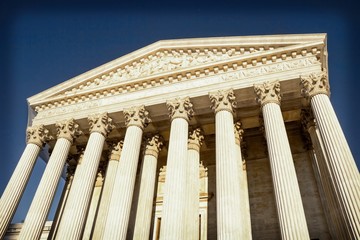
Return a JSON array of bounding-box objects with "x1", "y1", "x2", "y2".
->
[
  {"x1": 92, "y1": 158, "x2": 119, "y2": 239},
  {"x1": 103, "y1": 126, "x2": 143, "y2": 239},
  {"x1": 0, "y1": 143, "x2": 41, "y2": 238},
  {"x1": 55, "y1": 132, "x2": 105, "y2": 240},
  {"x1": 19, "y1": 138, "x2": 71, "y2": 240},
  {"x1": 215, "y1": 110, "x2": 242, "y2": 239},
  {"x1": 133, "y1": 154, "x2": 158, "y2": 239},
  {"x1": 263, "y1": 103, "x2": 309, "y2": 239},
  {"x1": 234, "y1": 143, "x2": 251, "y2": 239},
  {"x1": 160, "y1": 118, "x2": 189, "y2": 239},
  {"x1": 311, "y1": 94, "x2": 360, "y2": 238},
  {"x1": 186, "y1": 148, "x2": 200, "y2": 240}
]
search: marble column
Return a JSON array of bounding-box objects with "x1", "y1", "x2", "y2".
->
[
  {"x1": 209, "y1": 89, "x2": 243, "y2": 239},
  {"x1": 159, "y1": 97, "x2": 194, "y2": 240},
  {"x1": 301, "y1": 109, "x2": 347, "y2": 239},
  {"x1": 186, "y1": 128, "x2": 204, "y2": 240},
  {"x1": 103, "y1": 105, "x2": 151, "y2": 240},
  {"x1": 0, "y1": 125, "x2": 52, "y2": 239},
  {"x1": 47, "y1": 156, "x2": 79, "y2": 240},
  {"x1": 92, "y1": 140, "x2": 123, "y2": 239},
  {"x1": 133, "y1": 134, "x2": 163, "y2": 240},
  {"x1": 55, "y1": 113, "x2": 114, "y2": 240},
  {"x1": 83, "y1": 164, "x2": 105, "y2": 240},
  {"x1": 301, "y1": 71, "x2": 360, "y2": 239},
  {"x1": 19, "y1": 119, "x2": 82, "y2": 240},
  {"x1": 234, "y1": 122, "x2": 252, "y2": 240},
  {"x1": 254, "y1": 81, "x2": 310, "y2": 239}
]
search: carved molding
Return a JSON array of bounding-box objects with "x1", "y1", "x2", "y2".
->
[
  {"x1": 33, "y1": 52, "x2": 320, "y2": 115},
  {"x1": 166, "y1": 97, "x2": 194, "y2": 121},
  {"x1": 123, "y1": 105, "x2": 151, "y2": 129},
  {"x1": 88, "y1": 112, "x2": 115, "y2": 137},
  {"x1": 144, "y1": 134, "x2": 164, "y2": 158},
  {"x1": 55, "y1": 118, "x2": 83, "y2": 144},
  {"x1": 26, "y1": 125, "x2": 53, "y2": 147},
  {"x1": 234, "y1": 121, "x2": 244, "y2": 146},
  {"x1": 188, "y1": 128, "x2": 204, "y2": 152},
  {"x1": 300, "y1": 70, "x2": 330, "y2": 99},
  {"x1": 108, "y1": 140, "x2": 124, "y2": 161},
  {"x1": 254, "y1": 80, "x2": 281, "y2": 107},
  {"x1": 209, "y1": 89, "x2": 236, "y2": 114}
]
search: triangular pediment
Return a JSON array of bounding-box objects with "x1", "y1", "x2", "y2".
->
[{"x1": 28, "y1": 33, "x2": 327, "y2": 107}]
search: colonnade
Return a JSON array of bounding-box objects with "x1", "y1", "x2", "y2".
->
[{"x1": 0, "y1": 71, "x2": 359, "y2": 240}]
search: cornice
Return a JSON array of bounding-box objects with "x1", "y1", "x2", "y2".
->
[
  {"x1": 27, "y1": 34, "x2": 325, "y2": 103},
  {"x1": 30, "y1": 41, "x2": 324, "y2": 114}
]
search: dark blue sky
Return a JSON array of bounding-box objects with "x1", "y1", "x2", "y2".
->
[{"x1": 0, "y1": 1, "x2": 359, "y2": 223}]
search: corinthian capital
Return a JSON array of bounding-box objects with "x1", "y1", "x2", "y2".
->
[
  {"x1": 234, "y1": 121, "x2": 244, "y2": 146},
  {"x1": 124, "y1": 105, "x2": 151, "y2": 129},
  {"x1": 166, "y1": 97, "x2": 194, "y2": 121},
  {"x1": 56, "y1": 119, "x2": 83, "y2": 143},
  {"x1": 254, "y1": 81, "x2": 281, "y2": 107},
  {"x1": 188, "y1": 128, "x2": 204, "y2": 152},
  {"x1": 300, "y1": 71, "x2": 330, "y2": 99},
  {"x1": 300, "y1": 108, "x2": 316, "y2": 131},
  {"x1": 108, "y1": 140, "x2": 124, "y2": 161},
  {"x1": 26, "y1": 125, "x2": 53, "y2": 147},
  {"x1": 209, "y1": 89, "x2": 236, "y2": 114},
  {"x1": 88, "y1": 113, "x2": 115, "y2": 137},
  {"x1": 144, "y1": 134, "x2": 164, "y2": 158}
]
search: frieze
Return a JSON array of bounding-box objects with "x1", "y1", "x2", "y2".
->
[
  {"x1": 58, "y1": 46, "x2": 269, "y2": 97},
  {"x1": 34, "y1": 55, "x2": 320, "y2": 120}
]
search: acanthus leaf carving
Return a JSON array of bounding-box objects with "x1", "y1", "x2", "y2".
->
[
  {"x1": 254, "y1": 80, "x2": 281, "y2": 106},
  {"x1": 55, "y1": 118, "x2": 83, "y2": 143},
  {"x1": 144, "y1": 134, "x2": 164, "y2": 158},
  {"x1": 300, "y1": 70, "x2": 330, "y2": 99},
  {"x1": 188, "y1": 128, "x2": 204, "y2": 152},
  {"x1": 123, "y1": 105, "x2": 152, "y2": 129},
  {"x1": 234, "y1": 121, "x2": 244, "y2": 146},
  {"x1": 166, "y1": 97, "x2": 194, "y2": 121},
  {"x1": 108, "y1": 140, "x2": 124, "y2": 161},
  {"x1": 26, "y1": 125, "x2": 53, "y2": 147},
  {"x1": 209, "y1": 89, "x2": 237, "y2": 114},
  {"x1": 88, "y1": 112, "x2": 115, "y2": 137}
]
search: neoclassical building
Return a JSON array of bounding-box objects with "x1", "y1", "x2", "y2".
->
[{"x1": 1, "y1": 33, "x2": 359, "y2": 240}]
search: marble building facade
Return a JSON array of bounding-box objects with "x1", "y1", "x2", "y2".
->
[{"x1": 1, "y1": 33, "x2": 359, "y2": 239}]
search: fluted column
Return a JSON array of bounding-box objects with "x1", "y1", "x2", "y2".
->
[
  {"x1": 186, "y1": 128, "x2": 204, "y2": 240},
  {"x1": 133, "y1": 134, "x2": 163, "y2": 240},
  {"x1": 159, "y1": 97, "x2": 194, "y2": 240},
  {"x1": 83, "y1": 164, "x2": 105, "y2": 240},
  {"x1": 47, "y1": 156, "x2": 79, "y2": 240},
  {"x1": 209, "y1": 89, "x2": 243, "y2": 239},
  {"x1": 0, "y1": 125, "x2": 52, "y2": 238},
  {"x1": 92, "y1": 140, "x2": 123, "y2": 239},
  {"x1": 301, "y1": 109, "x2": 347, "y2": 239},
  {"x1": 234, "y1": 122, "x2": 252, "y2": 240},
  {"x1": 254, "y1": 81, "x2": 309, "y2": 239},
  {"x1": 301, "y1": 71, "x2": 360, "y2": 239},
  {"x1": 19, "y1": 119, "x2": 82, "y2": 240},
  {"x1": 103, "y1": 105, "x2": 151, "y2": 240},
  {"x1": 55, "y1": 113, "x2": 114, "y2": 240}
]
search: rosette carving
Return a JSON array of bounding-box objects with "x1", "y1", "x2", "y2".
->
[
  {"x1": 123, "y1": 105, "x2": 151, "y2": 129},
  {"x1": 166, "y1": 97, "x2": 194, "y2": 121},
  {"x1": 26, "y1": 125, "x2": 53, "y2": 147},
  {"x1": 300, "y1": 71, "x2": 330, "y2": 99},
  {"x1": 88, "y1": 113, "x2": 115, "y2": 137},
  {"x1": 188, "y1": 128, "x2": 204, "y2": 152},
  {"x1": 254, "y1": 81, "x2": 281, "y2": 106},
  {"x1": 56, "y1": 118, "x2": 83, "y2": 143},
  {"x1": 209, "y1": 89, "x2": 237, "y2": 114}
]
